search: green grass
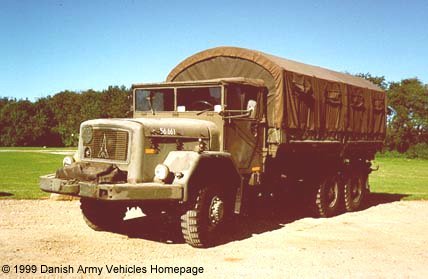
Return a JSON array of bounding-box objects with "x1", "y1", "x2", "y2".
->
[
  {"x1": 0, "y1": 149, "x2": 67, "y2": 199},
  {"x1": 370, "y1": 156, "x2": 428, "y2": 200},
  {"x1": 0, "y1": 146, "x2": 77, "y2": 151},
  {"x1": 0, "y1": 148, "x2": 427, "y2": 200}
]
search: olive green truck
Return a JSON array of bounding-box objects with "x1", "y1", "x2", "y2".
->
[{"x1": 40, "y1": 47, "x2": 386, "y2": 247}]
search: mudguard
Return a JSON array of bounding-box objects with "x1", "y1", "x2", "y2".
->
[{"x1": 161, "y1": 151, "x2": 242, "y2": 205}]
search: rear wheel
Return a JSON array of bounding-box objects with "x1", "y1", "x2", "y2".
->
[
  {"x1": 344, "y1": 172, "x2": 368, "y2": 212},
  {"x1": 314, "y1": 174, "x2": 342, "y2": 217},
  {"x1": 80, "y1": 198, "x2": 125, "y2": 231},
  {"x1": 181, "y1": 186, "x2": 232, "y2": 248}
]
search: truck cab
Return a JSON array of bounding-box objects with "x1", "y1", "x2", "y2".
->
[{"x1": 132, "y1": 78, "x2": 267, "y2": 176}]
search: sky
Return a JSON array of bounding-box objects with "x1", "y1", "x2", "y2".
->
[{"x1": 1, "y1": 0, "x2": 427, "y2": 101}]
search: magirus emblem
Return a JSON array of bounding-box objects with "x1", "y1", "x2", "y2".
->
[{"x1": 98, "y1": 133, "x2": 109, "y2": 159}]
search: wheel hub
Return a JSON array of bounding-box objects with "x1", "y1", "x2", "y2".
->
[
  {"x1": 351, "y1": 177, "x2": 362, "y2": 202},
  {"x1": 352, "y1": 184, "x2": 360, "y2": 196},
  {"x1": 209, "y1": 196, "x2": 224, "y2": 225},
  {"x1": 327, "y1": 182, "x2": 339, "y2": 207}
]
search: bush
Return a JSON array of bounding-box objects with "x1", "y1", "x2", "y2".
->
[
  {"x1": 377, "y1": 150, "x2": 407, "y2": 159},
  {"x1": 406, "y1": 143, "x2": 428, "y2": 159}
]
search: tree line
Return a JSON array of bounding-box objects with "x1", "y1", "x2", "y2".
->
[
  {"x1": 0, "y1": 77, "x2": 427, "y2": 154},
  {"x1": 356, "y1": 74, "x2": 427, "y2": 155},
  {"x1": 0, "y1": 86, "x2": 131, "y2": 147}
]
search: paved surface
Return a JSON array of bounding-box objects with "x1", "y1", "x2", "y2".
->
[{"x1": 1, "y1": 199, "x2": 428, "y2": 278}]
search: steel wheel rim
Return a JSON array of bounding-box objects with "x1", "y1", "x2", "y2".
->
[
  {"x1": 351, "y1": 177, "x2": 363, "y2": 203},
  {"x1": 327, "y1": 180, "x2": 339, "y2": 208},
  {"x1": 208, "y1": 196, "x2": 224, "y2": 231}
]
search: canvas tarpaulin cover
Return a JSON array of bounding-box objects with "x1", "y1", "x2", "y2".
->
[{"x1": 167, "y1": 46, "x2": 386, "y2": 141}]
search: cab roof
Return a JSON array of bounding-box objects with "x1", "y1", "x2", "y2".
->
[{"x1": 132, "y1": 77, "x2": 265, "y2": 89}]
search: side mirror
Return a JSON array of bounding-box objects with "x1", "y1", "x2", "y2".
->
[
  {"x1": 220, "y1": 100, "x2": 257, "y2": 119},
  {"x1": 247, "y1": 100, "x2": 257, "y2": 118}
]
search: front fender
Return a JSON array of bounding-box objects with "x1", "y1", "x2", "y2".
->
[{"x1": 162, "y1": 151, "x2": 241, "y2": 202}]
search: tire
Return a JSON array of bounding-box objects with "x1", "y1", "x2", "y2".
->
[
  {"x1": 80, "y1": 198, "x2": 125, "y2": 231},
  {"x1": 314, "y1": 174, "x2": 342, "y2": 217},
  {"x1": 344, "y1": 172, "x2": 368, "y2": 212},
  {"x1": 181, "y1": 187, "x2": 233, "y2": 248}
]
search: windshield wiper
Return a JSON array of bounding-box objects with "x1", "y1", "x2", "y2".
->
[{"x1": 196, "y1": 108, "x2": 213, "y2": 116}]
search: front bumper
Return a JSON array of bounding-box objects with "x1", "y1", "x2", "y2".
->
[{"x1": 40, "y1": 174, "x2": 183, "y2": 201}]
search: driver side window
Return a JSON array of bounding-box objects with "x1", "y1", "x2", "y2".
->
[{"x1": 226, "y1": 85, "x2": 258, "y2": 112}]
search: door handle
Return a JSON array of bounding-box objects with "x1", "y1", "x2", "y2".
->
[{"x1": 251, "y1": 123, "x2": 258, "y2": 137}]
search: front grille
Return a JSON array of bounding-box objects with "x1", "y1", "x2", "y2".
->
[{"x1": 84, "y1": 128, "x2": 129, "y2": 161}]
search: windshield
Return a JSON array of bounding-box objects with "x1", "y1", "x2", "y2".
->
[
  {"x1": 135, "y1": 89, "x2": 174, "y2": 112},
  {"x1": 177, "y1": 87, "x2": 221, "y2": 111},
  {"x1": 135, "y1": 86, "x2": 222, "y2": 112}
]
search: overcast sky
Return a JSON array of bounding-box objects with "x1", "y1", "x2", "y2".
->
[{"x1": 1, "y1": 0, "x2": 427, "y2": 100}]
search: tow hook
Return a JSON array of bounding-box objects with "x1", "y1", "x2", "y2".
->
[{"x1": 370, "y1": 165, "x2": 380, "y2": 172}]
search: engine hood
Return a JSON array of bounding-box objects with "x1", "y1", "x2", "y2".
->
[
  {"x1": 134, "y1": 118, "x2": 217, "y2": 140},
  {"x1": 81, "y1": 118, "x2": 217, "y2": 139}
]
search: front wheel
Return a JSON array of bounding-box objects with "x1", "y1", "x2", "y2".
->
[
  {"x1": 180, "y1": 187, "x2": 233, "y2": 248},
  {"x1": 80, "y1": 198, "x2": 125, "y2": 231}
]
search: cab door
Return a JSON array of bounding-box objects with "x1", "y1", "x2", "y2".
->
[{"x1": 224, "y1": 85, "x2": 266, "y2": 173}]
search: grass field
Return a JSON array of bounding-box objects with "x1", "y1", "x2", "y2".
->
[
  {"x1": 0, "y1": 149, "x2": 69, "y2": 199},
  {"x1": 0, "y1": 148, "x2": 427, "y2": 200},
  {"x1": 371, "y1": 155, "x2": 428, "y2": 200}
]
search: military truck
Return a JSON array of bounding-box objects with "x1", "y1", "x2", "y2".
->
[{"x1": 40, "y1": 47, "x2": 386, "y2": 247}]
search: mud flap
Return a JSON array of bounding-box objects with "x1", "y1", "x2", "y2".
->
[{"x1": 234, "y1": 178, "x2": 244, "y2": 214}]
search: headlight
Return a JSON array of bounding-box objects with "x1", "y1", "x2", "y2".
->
[
  {"x1": 63, "y1": 156, "x2": 75, "y2": 167},
  {"x1": 154, "y1": 164, "x2": 170, "y2": 181},
  {"x1": 84, "y1": 147, "x2": 92, "y2": 158}
]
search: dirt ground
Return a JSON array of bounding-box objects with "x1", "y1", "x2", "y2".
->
[{"x1": 1, "y1": 198, "x2": 428, "y2": 278}]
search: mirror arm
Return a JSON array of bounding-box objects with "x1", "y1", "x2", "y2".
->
[{"x1": 221, "y1": 110, "x2": 252, "y2": 119}]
